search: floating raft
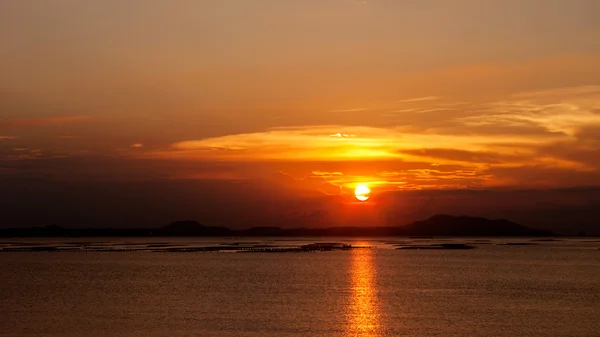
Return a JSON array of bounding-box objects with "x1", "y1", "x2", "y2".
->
[
  {"x1": 396, "y1": 243, "x2": 476, "y2": 250},
  {"x1": 0, "y1": 243, "x2": 372, "y2": 253}
]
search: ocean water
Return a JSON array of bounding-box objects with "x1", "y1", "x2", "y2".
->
[{"x1": 0, "y1": 238, "x2": 599, "y2": 337}]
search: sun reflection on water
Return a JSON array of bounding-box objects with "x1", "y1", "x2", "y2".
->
[{"x1": 346, "y1": 247, "x2": 381, "y2": 336}]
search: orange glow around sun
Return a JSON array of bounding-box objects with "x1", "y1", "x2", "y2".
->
[{"x1": 354, "y1": 184, "x2": 371, "y2": 201}]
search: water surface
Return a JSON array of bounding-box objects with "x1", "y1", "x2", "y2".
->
[{"x1": 1, "y1": 237, "x2": 598, "y2": 336}]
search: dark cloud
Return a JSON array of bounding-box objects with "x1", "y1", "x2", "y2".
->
[
  {"x1": 484, "y1": 165, "x2": 600, "y2": 188},
  {"x1": 2, "y1": 173, "x2": 599, "y2": 235},
  {"x1": 399, "y1": 148, "x2": 524, "y2": 164},
  {"x1": 0, "y1": 116, "x2": 91, "y2": 128}
]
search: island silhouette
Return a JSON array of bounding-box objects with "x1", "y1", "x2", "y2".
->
[{"x1": 0, "y1": 214, "x2": 555, "y2": 237}]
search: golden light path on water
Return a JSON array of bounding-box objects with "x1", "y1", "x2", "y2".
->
[{"x1": 346, "y1": 246, "x2": 381, "y2": 336}]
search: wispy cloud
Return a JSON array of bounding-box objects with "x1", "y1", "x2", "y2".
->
[
  {"x1": 396, "y1": 96, "x2": 440, "y2": 103},
  {"x1": 162, "y1": 125, "x2": 399, "y2": 161},
  {"x1": 329, "y1": 133, "x2": 356, "y2": 138},
  {"x1": 0, "y1": 147, "x2": 69, "y2": 161},
  {"x1": 0, "y1": 136, "x2": 16, "y2": 140},
  {"x1": 311, "y1": 171, "x2": 344, "y2": 179},
  {"x1": 0, "y1": 116, "x2": 91, "y2": 128},
  {"x1": 130, "y1": 143, "x2": 144, "y2": 148},
  {"x1": 329, "y1": 107, "x2": 369, "y2": 113},
  {"x1": 384, "y1": 108, "x2": 420, "y2": 114},
  {"x1": 386, "y1": 107, "x2": 460, "y2": 115},
  {"x1": 512, "y1": 85, "x2": 600, "y2": 98},
  {"x1": 457, "y1": 100, "x2": 600, "y2": 136},
  {"x1": 139, "y1": 85, "x2": 600, "y2": 189}
]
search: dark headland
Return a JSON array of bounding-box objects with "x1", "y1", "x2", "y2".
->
[{"x1": 0, "y1": 214, "x2": 555, "y2": 237}]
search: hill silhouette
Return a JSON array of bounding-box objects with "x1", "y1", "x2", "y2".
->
[
  {"x1": 0, "y1": 215, "x2": 555, "y2": 237},
  {"x1": 402, "y1": 215, "x2": 554, "y2": 236},
  {"x1": 153, "y1": 220, "x2": 232, "y2": 236}
]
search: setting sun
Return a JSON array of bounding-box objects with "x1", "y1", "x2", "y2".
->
[{"x1": 354, "y1": 184, "x2": 371, "y2": 202}]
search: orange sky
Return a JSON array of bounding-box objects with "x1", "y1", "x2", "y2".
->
[{"x1": 1, "y1": 1, "x2": 600, "y2": 225}]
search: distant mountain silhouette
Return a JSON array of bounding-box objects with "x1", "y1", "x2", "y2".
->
[
  {"x1": 0, "y1": 214, "x2": 555, "y2": 237},
  {"x1": 153, "y1": 220, "x2": 232, "y2": 236},
  {"x1": 402, "y1": 215, "x2": 554, "y2": 236}
]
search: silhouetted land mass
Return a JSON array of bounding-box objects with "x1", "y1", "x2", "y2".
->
[
  {"x1": 401, "y1": 215, "x2": 555, "y2": 236},
  {"x1": 0, "y1": 215, "x2": 555, "y2": 237}
]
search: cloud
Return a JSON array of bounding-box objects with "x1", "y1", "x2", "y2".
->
[
  {"x1": 140, "y1": 85, "x2": 600, "y2": 190},
  {"x1": 0, "y1": 116, "x2": 91, "y2": 129},
  {"x1": 311, "y1": 171, "x2": 344, "y2": 177},
  {"x1": 456, "y1": 86, "x2": 600, "y2": 136},
  {"x1": 4, "y1": 168, "x2": 600, "y2": 232},
  {"x1": 272, "y1": 171, "x2": 342, "y2": 195},
  {"x1": 329, "y1": 107, "x2": 369, "y2": 112},
  {"x1": 512, "y1": 85, "x2": 600, "y2": 99},
  {"x1": 0, "y1": 136, "x2": 15, "y2": 140},
  {"x1": 483, "y1": 166, "x2": 600, "y2": 189},
  {"x1": 329, "y1": 133, "x2": 355, "y2": 138},
  {"x1": 403, "y1": 54, "x2": 600, "y2": 98},
  {"x1": 156, "y1": 125, "x2": 406, "y2": 162},
  {"x1": 4, "y1": 84, "x2": 596, "y2": 191},
  {"x1": 156, "y1": 120, "x2": 564, "y2": 163},
  {"x1": 0, "y1": 147, "x2": 69, "y2": 161},
  {"x1": 381, "y1": 108, "x2": 420, "y2": 115},
  {"x1": 386, "y1": 107, "x2": 460, "y2": 115},
  {"x1": 396, "y1": 96, "x2": 441, "y2": 103},
  {"x1": 399, "y1": 148, "x2": 523, "y2": 165}
]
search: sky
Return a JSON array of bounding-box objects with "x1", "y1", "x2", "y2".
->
[{"x1": 1, "y1": 1, "x2": 600, "y2": 232}]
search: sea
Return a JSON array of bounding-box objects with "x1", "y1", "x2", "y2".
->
[{"x1": 1, "y1": 237, "x2": 599, "y2": 337}]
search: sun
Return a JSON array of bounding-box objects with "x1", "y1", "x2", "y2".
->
[{"x1": 354, "y1": 184, "x2": 371, "y2": 201}]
